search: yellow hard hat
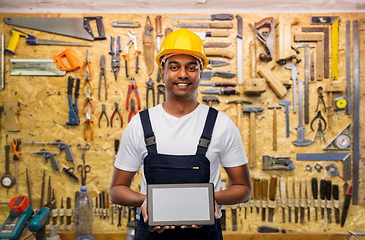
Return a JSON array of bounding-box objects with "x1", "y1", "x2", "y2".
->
[{"x1": 155, "y1": 28, "x2": 208, "y2": 70}]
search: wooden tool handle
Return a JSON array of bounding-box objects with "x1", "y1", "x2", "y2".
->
[
  {"x1": 326, "y1": 180, "x2": 332, "y2": 201},
  {"x1": 272, "y1": 109, "x2": 277, "y2": 150},
  {"x1": 237, "y1": 103, "x2": 242, "y2": 132},
  {"x1": 269, "y1": 176, "x2": 278, "y2": 200},
  {"x1": 210, "y1": 30, "x2": 230, "y2": 37},
  {"x1": 255, "y1": 17, "x2": 274, "y2": 30},
  {"x1": 211, "y1": 22, "x2": 234, "y2": 29},
  {"x1": 312, "y1": 178, "x2": 318, "y2": 200},
  {"x1": 261, "y1": 178, "x2": 269, "y2": 200},
  {"x1": 156, "y1": 15, "x2": 162, "y2": 36},
  {"x1": 205, "y1": 49, "x2": 234, "y2": 59},
  {"x1": 306, "y1": 178, "x2": 312, "y2": 199},
  {"x1": 250, "y1": 176, "x2": 255, "y2": 200},
  {"x1": 254, "y1": 178, "x2": 261, "y2": 199},
  {"x1": 294, "y1": 178, "x2": 300, "y2": 199},
  {"x1": 301, "y1": 178, "x2": 306, "y2": 200},
  {"x1": 250, "y1": 40, "x2": 257, "y2": 78},
  {"x1": 258, "y1": 66, "x2": 287, "y2": 99},
  {"x1": 280, "y1": 178, "x2": 286, "y2": 200},
  {"x1": 287, "y1": 177, "x2": 294, "y2": 199},
  {"x1": 4, "y1": 101, "x2": 20, "y2": 132},
  {"x1": 249, "y1": 112, "x2": 256, "y2": 168}
]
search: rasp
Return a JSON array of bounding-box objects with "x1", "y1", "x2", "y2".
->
[
  {"x1": 268, "y1": 176, "x2": 277, "y2": 222},
  {"x1": 261, "y1": 178, "x2": 269, "y2": 221},
  {"x1": 320, "y1": 179, "x2": 327, "y2": 219},
  {"x1": 333, "y1": 184, "x2": 340, "y2": 224},
  {"x1": 254, "y1": 178, "x2": 261, "y2": 214},
  {"x1": 172, "y1": 22, "x2": 233, "y2": 29},
  {"x1": 287, "y1": 177, "x2": 294, "y2": 222},
  {"x1": 326, "y1": 180, "x2": 332, "y2": 223},
  {"x1": 300, "y1": 178, "x2": 306, "y2": 224},
  {"x1": 170, "y1": 14, "x2": 234, "y2": 21},
  {"x1": 236, "y1": 15, "x2": 243, "y2": 84},
  {"x1": 280, "y1": 178, "x2": 286, "y2": 223},
  {"x1": 294, "y1": 178, "x2": 300, "y2": 223},
  {"x1": 312, "y1": 178, "x2": 319, "y2": 221}
]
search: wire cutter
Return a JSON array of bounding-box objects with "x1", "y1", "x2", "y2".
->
[
  {"x1": 99, "y1": 54, "x2": 107, "y2": 100},
  {"x1": 84, "y1": 104, "x2": 93, "y2": 141},
  {"x1": 146, "y1": 77, "x2": 155, "y2": 107},
  {"x1": 316, "y1": 86, "x2": 326, "y2": 112},
  {"x1": 126, "y1": 77, "x2": 140, "y2": 110},
  {"x1": 98, "y1": 104, "x2": 109, "y2": 128},
  {"x1": 109, "y1": 36, "x2": 121, "y2": 81},
  {"x1": 81, "y1": 49, "x2": 92, "y2": 78},
  {"x1": 111, "y1": 102, "x2": 123, "y2": 128},
  {"x1": 83, "y1": 88, "x2": 95, "y2": 114},
  {"x1": 81, "y1": 66, "x2": 93, "y2": 95},
  {"x1": 310, "y1": 110, "x2": 327, "y2": 132},
  {"x1": 122, "y1": 30, "x2": 141, "y2": 77},
  {"x1": 128, "y1": 99, "x2": 138, "y2": 122}
]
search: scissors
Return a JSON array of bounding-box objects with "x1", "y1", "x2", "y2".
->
[{"x1": 77, "y1": 144, "x2": 91, "y2": 185}]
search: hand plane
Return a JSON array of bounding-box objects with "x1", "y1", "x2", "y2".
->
[{"x1": 263, "y1": 155, "x2": 295, "y2": 170}]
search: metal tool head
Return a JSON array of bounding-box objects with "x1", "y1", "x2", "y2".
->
[
  {"x1": 243, "y1": 106, "x2": 265, "y2": 113},
  {"x1": 100, "y1": 55, "x2": 105, "y2": 68},
  {"x1": 268, "y1": 106, "x2": 282, "y2": 110},
  {"x1": 226, "y1": 99, "x2": 252, "y2": 105},
  {"x1": 202, "y1": 95, "x2": 220, "y2": 103},
  {"x1": 130, "y1": 77, "x2": 135, "y2": 84},
  {"x1": 296, "y1": 44, "x2": 315, "y2": 49},
  {"x1": 279, "y1": 100, "x2": 291, "y2": 111},
  {"x1": 127, "y1": 30, "x2": 138, "y2": 51}
]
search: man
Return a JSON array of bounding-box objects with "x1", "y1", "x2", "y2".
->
[{"x1": 110, "y1": 28, "x2": 251, "y2": 239}]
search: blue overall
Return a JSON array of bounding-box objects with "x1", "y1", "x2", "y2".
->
[{"x1": 135, "y1": 107, "x2": 223, "y2": 240}]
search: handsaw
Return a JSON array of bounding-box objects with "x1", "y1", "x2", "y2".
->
[{"x1": 4, "y1": 16, "x2": 106, "y2": 41}]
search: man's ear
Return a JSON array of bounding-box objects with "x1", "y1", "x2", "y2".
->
[{"x1": 160, "y1": 68, "x2": 165, "y2": 83}]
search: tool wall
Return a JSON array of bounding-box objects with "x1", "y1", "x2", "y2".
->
[{"x1": 1, "y1": 12, "x2": 365, "y2": 234}]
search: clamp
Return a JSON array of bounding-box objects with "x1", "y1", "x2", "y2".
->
[
  {"x1": 99, "y1": 54, "x2": 107, "y2": 100},
  {"x1": 66, "y1": 76, "x2": 80, "y2": 125},
  {"x1": 122, "y1": 30, "x2": 141, "y2": 77},
  {"x1": 109, "y1": 36, "x2": 121, "y2": 81},
  {"x1": 310, "y1": 110, "x2": 327, "y2": 132},
  {"x1": 84, "y1": 105, "x2": 93, "y2": 141},
  {"x1": 316, "y1": 86, "x2": 326, "y2": 112},
  {"x1": 98, "y1": 104, "x2": 109, "y2": 128},
  {"x1": 157, "y1": 84, "x2": 166, "y2": 104},
  {"x1": 126, "y1": 77, "x2": 140, "y2": 110},
  {"x1": 146, "y1": 77, "x2": 155, "y2": 107},
  {"x1": 83, "y1": 88, "x2": 95, "y2": 115},
  {"x1": 128, "y1": 99, "x2": 138, "y2": 122},
  {"x1": 111, "y1": 102, "x2": 123, "y2": 128}
]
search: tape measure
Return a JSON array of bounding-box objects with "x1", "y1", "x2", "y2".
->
[
  {"x1": 334, "y1": 97, "x2": 347, "y2": 110},
  {"x1": 333, "y1": 134, "x2": 351, "y2": 149}
]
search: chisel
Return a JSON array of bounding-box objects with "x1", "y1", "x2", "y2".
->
[
  {"x1": 280, "y1": 178, "x2": 286, "y2": 223},
  {"x1": 294, "y1": 178, "x2": 300, "y2": 223},
  {"x1": 333, "y1": 184, "x2": 340, "y2": 224},
  {"x1": 306, "y1": 178, "x2": 312, "y2": 221},
  {"x1": 312, "y1": 178, "x2": 319, "y2": 221},
  {"x1": 300, "y1": 178, "x2": 306, "y2": 223},
  {"x1": 261, "y1": 178, "x2": 268, "y2": 221},
  {"x1": 268, "y1": 176, "x2": 277, "y2": 222},
  {"x1": 341, "y1": 185, "x2": 352, "y2": 227},
  {"x1": 254, "y1": 178, "x2": 261, "y2": 214},
  {"x1": 326, "y1": 180, "x2": 332, "y2": 223},
  {"x1": 60, "y1": 197, "x2": 64, "y2": 226},
  {"x1": 320, "y1": 179, "x2": 327, "y2": 219},
  {"x1": 287, "y1": 177, "x2": 294, "y2": 222},
  {"x1": 231, "y1": 204, "x2": 237, "y2": 231},
  {"x1": 250, "y1": 175, "x2": 255, "y2": 214}
]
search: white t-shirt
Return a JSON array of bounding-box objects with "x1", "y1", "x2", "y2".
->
[{"x1": 115, "y1": 103, "x2": 248, "y2": 194}]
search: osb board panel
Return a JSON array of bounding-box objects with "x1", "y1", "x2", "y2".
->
[{"x1": 0, "y1": 12, "x2": 365, "y2": 234}]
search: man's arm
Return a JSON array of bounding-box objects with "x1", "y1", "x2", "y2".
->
[
  {"x1": 109, "y1": 168, "x2": 146, "y2": 207},
  {"x1": 214, "y1": 164, "x2": 251, "y2": 205}
]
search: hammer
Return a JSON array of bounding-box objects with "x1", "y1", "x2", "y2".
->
[
  {"x1": 202, "y1": 95, "x2": 220, "y2": 107},
  {"x1": 226, "y1": 99, "x2": 252, "y2": 132},
  {"x1": 243, "y1": 106, "x2": 265, "y2": 168},
  {"x1": 268, "y1": 106, "x2": 282, "y2": 150}
]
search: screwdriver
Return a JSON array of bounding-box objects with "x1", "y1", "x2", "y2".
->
[
  {"x1": 306, "y1": 178, "x2": 312, "y2": 221},
  {"x1": 320, "y1": 179, "x2": 327, "y2": 219},
  {"x1": 294, "y1": 178, "x2": 300, "y2": 223},
  {"x1": 312, "y1": 177, "x2": 319, "y2": 221},
  {"x1": 12, "y1": 138, "x2": 21, "y2": 193},
  {"x1": 254, "y1": 178, "x2": 261, "y2": 214}
]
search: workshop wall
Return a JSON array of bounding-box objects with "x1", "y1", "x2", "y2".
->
[{"x1": 1, "y1": 12, "x2": 365, "y2": 234}]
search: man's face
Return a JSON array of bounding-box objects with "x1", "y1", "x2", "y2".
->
[{"x1": 160, "y1": 54, "x2": 202, "y2": 100}]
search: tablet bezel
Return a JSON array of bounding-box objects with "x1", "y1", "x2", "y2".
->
[{"x1": 147, "y1": 183, "x2": 215, "y2": 227}]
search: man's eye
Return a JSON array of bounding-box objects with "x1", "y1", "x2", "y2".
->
[
  {"x1": 188, "y1": 66, "x2": 198, "y2": 71},
  {"x1": 169, "y1": 66, "x2": 178, "y2": 70}
]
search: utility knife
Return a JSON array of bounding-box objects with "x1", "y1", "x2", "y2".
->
[
  {"x1": 201, "y1": 71, "x2": 236, "y2": 80},
  {"x1": 199, "y1": 82, "x2": 236, "y2": 87},
  {"x1": 200, "y1": 88, "x2": 239, "y2": 95}
]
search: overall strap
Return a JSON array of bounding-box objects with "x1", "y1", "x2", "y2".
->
[
  {"x1": 139, "y1": 109, "x2": 157, "y2": 154},
  {"x1": 197, "y1": 107, "x2": 218, "y2": 155}
]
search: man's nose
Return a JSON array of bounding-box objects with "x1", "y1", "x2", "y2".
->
[{"x1": 177, "y1": 67, "x2": 189, "y2": 79}]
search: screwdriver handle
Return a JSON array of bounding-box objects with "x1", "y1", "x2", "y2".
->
[
  {"x1": 301, "y1": 178, "x2": 306, "y2": 200},
  {"x1": 261, "y1": 178, "x2": 269, "y2": 200},
  {"x1": 254, "y1": 178, "x2": 261, "y2": 200},
  {"x1": 294, "y1": 178, "x2": 300, "y2": 200},
  {"x1": 306, "y1": 178, "x2": 312, "y2": 200},
  {"x1": 12, "y1": 138, "x2": 21, "y2": 161},
  {"x1": 269, "y1": 176, "x2": 277, "y2": 200},
  {"x1": 333, "y1": 184, "x2": 339, "y2": 201},
  {"x1": 280, "y1": 178, "x2": 286, "y2": 200},
  {"x1": 287, "y1": 177, "x2": 294, "y2": 199},
  {"x1": 312, "y1": 178, "x2": 318, "y2": 200},
  {"x1": 326, "y1": 180, "x2": 332, "y2": 201},
  {"x1": 250, "y1": 176, "x2": 255, "y2": 200},
  {"x1": 320, "y1": 179, "x2": 327, "y2": 200}
]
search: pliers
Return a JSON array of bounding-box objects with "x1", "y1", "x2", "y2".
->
[
  {"x1": 83, "y1": 88, "x2": 95, "y2": 115},
  {"x1": 81, "y1": 66, "x2": 93, "y2": 95},
  {"x1": 126, "y1": 77, "x2": 140, "y2": 110},
  {"x1": 310, "y1": 110, "x2": 327, "y2": 132},
  {"x1": 81, "y1": 49, "x2": 92, "y2": 78},
  {"x1": 98, "y1": 104, "x2": 109, "y2": 128},
  {"x1": 157, "y1": 84, "x2": 166, "y2": 104},
  {"x1": 146, "y1": 77, "x2": 155, "y2": 108},
  {"x1": 316, "y1": 86, "x2": 326, "y2": 112},
  {"x1": 99, "y1": 54, "x2": 107, "y2": 100},
  {"x1": 122, "y1": 30, "x2": 141, "y2": 77},
  {"x1": 84, "y1": 104, "x2": 93, "y2": 141},
  {"x1": 128, "y1": 99, "x2": 138, "y2": 123},
  {"x1": 109, "y1": 36, "x2": 121, "y2": 81},
  {"x1": 111, "y1": 102, "x2": 123, "y2": 128}
]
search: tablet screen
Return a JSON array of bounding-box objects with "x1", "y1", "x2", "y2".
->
[{"x1": 147, "y1": 183, "x2": 215, "y2": 226}]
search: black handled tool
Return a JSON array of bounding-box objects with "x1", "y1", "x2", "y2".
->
[
  {"x1": 326, "y1": 180, "x2": 332, "y2": 223},
  {"x1": 341, "y1": 186, "x2": 352, "y2": 227},
  {"x1": 333, "y1": 184, "x2": 340, "y2": 224},
  {"x1": 320, "y1": 179, "x2": 326, "y2": 220},
  {"x1": 312, "y1": 178, "x2": 319, "y2": 221}
]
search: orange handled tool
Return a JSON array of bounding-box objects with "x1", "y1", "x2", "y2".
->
[{"x1": 53, "y1": 49, "x2": 80, "y2": 71}]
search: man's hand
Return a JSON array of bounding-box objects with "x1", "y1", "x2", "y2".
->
[{"x1": 141, "y1": 198, "x2": 175, "y2": 233}]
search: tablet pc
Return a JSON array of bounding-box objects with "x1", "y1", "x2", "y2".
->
[{"x1": 147, "y1": 183, "x2": 215, "y2": 227}]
